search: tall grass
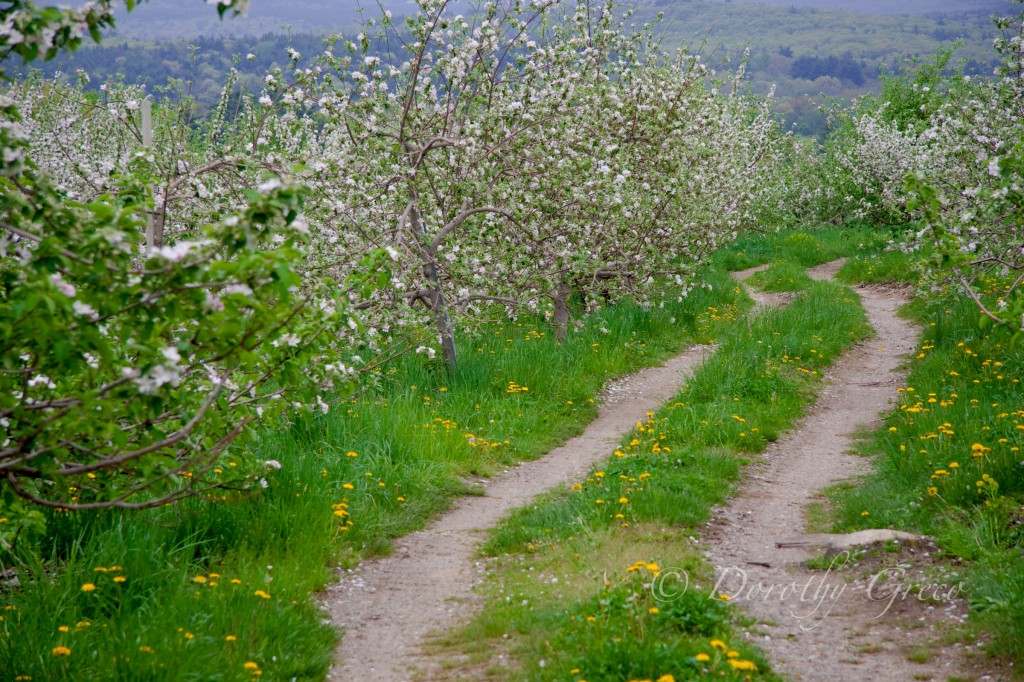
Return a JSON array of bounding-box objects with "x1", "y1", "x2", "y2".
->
[
  {"x1": 745, "y1": 261, "x2": 813, "y2": 292},
  {"x1": 711, "y1": 224, "x2": 892, "y2": 271}
]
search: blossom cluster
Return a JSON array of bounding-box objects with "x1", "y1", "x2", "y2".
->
[{"x1": 0, "y1": 0, "x2": 793, "y2": 525}]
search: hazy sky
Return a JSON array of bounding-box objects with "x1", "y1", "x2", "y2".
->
[{"x1": 109, "y1": 0, "x2": 1009, "y2": 39}]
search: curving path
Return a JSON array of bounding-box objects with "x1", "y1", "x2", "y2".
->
[
  {"x1": 322, "y1": 343, "x2": 715, "y2": 680},
  {"x1": 703, "y1": 261, "x2": 982, "y2": 680},
  {"x1": 323, "y1": 261, "x2": 994, "y2": 681}
]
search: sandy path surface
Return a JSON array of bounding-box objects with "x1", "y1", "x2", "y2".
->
[
  {"x1": 322, "y1": 343, "x2": 714, "y2": 681},
  {"x1": 702, "y1": 261, "x2": 988, "y2": 681}
]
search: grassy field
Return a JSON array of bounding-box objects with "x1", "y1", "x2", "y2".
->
[
  {"x1": 0, "y1": 265, "x2": 747, "y2": 681},
  {"x1": 3, "y1": 226, "x2": 1020, "y2": 680}
]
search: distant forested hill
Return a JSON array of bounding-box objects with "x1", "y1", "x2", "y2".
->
[
  {"x1": 105, "y1": 0, "x2": 1010, "y2": 40},
  {"x1": 635, "y1": 0, "x2": 1003, "y2": 135},
  {"x1": 687, "y1": 0, "x2": 1004, "y2": 15},
  {"x1": 20, "y1": 0, "x2": 1011, "y2": 137}
]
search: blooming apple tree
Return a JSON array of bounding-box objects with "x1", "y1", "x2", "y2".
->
[
  {"x1": 1, "y1": 0, "x2": 799, "y2": 537},
  {"x1": 0, "y1": 0, "x2": 376, "y2": 542},
  {"x1": 248, "y1": 0, "x2": 792, "y2": 360}
]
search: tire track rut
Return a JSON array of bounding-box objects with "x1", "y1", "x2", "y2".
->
[{"x1": 703, "y1": 261, "x2": 981, "y2": 681}]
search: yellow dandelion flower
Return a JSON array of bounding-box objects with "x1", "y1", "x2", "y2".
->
[
  {"x1": 113, "y1": 576, "x2": 126, "y2": 583},
  {"x1": 51, "y1": 646, "x2": 71, "y2": 657},
  {"x1": 244, "y1": 662, "x2": 259, "y2": 671},
  {"x1": 649, "y1": 607, "x2": 659, "y2": 614},
  {"x1": 710, "y1": 639, "x2": 727, "y2": 651},
  {"x1": 254, "y1": 590, "x2": 271, "y2": 599},
  {"x1": 58, "y1": 625, "x2": 69, "y2": 633},
  {"x1": 80, "y1": 583, "x2": 96, "y2": 592},
  {"x1": 695, "y1": 653, "x2": 710, "y2": 662},
  {"x1": 226, "y1": 635, "x2": 237, "y2": 641},
  {"x1": 727, "y1": 650, "x2": 739, "y2": 658},
  {"x1": 139, "y1": 645, "x2": 154, "y2": 653},
  {"x1": 656, "y1": 675, "x2": 675, "y2": 682},
  {"x1": 193, "y1": 576, "x2": 208, "y2": 584}
]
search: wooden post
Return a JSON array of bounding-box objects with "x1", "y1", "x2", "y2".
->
[
  {"x1": 553, "y1": 281, "x2": 572, "y2": 342},
  {"x1": 141, "y1": 99, "x2": 157, "y2": 251}
]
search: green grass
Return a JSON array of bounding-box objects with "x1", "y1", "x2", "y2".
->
[
  {"x1": 0, "y1": 266, "x2": 748, "y2": 682},
  {"x1": 3, "y1": 219, "x2": 973, "y2": 682},
  {"x1": 836, "y1": 247, "x2": 926, "y2": 285},
  {"x1": 433, "y1": 279, "x2": 870, "y2": 682},
  {"x1": 746, "y1": 261, "x2": 814, "y2": 292},
  {"x1": 824, "y1": 280, "x2": 1024, "y2": 663},
  {"x1": 712, "y1": 225, "x2": 891, "y2": 272}
]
